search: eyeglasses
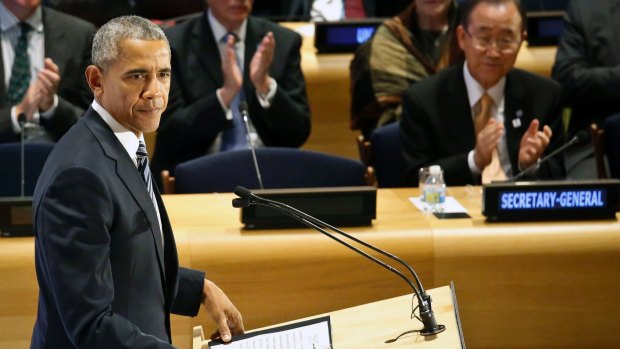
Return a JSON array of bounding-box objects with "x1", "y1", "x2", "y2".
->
[{"x1": 464, "y1": 29, "x2": 521, "y2": 53}]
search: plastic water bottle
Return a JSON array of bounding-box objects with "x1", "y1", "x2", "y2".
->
[{"x1": 423, "y1": 165, "x2": 445, "y2": 213}]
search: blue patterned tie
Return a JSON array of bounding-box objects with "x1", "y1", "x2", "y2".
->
[
  {"x1": 136, "y1": 141, "x2": 156, "y2": 205},
  {"x1": 8, "y1": 22, "x2": 32, "y2": 104},
  {"x1": 220, "y1": 32, "x2": 248, "y2": 152}
]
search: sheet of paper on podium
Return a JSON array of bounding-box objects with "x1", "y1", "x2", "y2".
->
[{"x1": 208, "y1": 316, "x2": 332, "y2": 349}]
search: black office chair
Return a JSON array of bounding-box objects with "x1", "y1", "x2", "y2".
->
[
  {"x1": 369, "y1": 122, "x2": 406, "y2": 188},
  {"x1": 0, "y1": 142, "x2": 55, "y2": 196},
  {"x1": 163, "y1": 147, "x2": 370, "y2": 194}
]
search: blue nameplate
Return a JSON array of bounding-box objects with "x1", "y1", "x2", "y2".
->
[{"x1": 482, "y1": 180, "x2": 620, "y2": 221}]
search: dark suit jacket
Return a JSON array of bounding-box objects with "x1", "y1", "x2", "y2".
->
[
  {"x1": 151, "y1": 13, "x2": 311, "y2": 178},
  {"x1": 400, "y1": 64, "x2": 565, "y2": 186},
  {"x1": 31, "y1": 108, "x2": 205, "y2": 348},
  {"x1": 0, "y1": 7, "x2": 94, "y2": 143},
  {"x1": 551, "y1": 0, "x2": 620, "y2": 137}
]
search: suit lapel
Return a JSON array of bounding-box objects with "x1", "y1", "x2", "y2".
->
[
  {"x1": 41, "y1": 8, "x2": 68, "y2": 80},
  {"x1": 194, "y1": 13, "x2": 223, "y2": 86},
  {"x1": 441, "y1": 65, "x2": 476, "y2": 148},
  {"x1": 243, "y1": 18, "x2": 261, "y2": 98},
  {"x1": 504, "y1": 71, "x2": 527, "y2": 172},
  {"x1": 82, "y1": 109, "x2": 167, "y2": 283},
  {"x1": 0, "y1": 40, "x2": 5, "y2": 102}
]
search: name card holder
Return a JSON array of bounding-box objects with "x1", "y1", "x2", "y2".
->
[{"x1": 482, "y1": 179, "x2": 620, "y2": 222}]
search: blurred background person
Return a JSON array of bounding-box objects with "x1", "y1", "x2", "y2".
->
[
  {"x1": 151, "y1": 0, "x2": 311, "y2": 183},
  {"x1": 551, "y1": 0, "x2": 620, "y2": 179},
  {"x1": 350, "y1": 0, "x2": 463, "y2": 138},
  {"x1": 0, "y1": 0, "x2": 94, "y2": 143},
  {"x1": 400, "y1": 0, "x2": 565, "y2": 186},
  {"x1": 250, "y1": 0, "x2": 410, "y2": 22}
]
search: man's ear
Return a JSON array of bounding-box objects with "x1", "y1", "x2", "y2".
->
[
  {"x1": 456, "y1": 25, "x2": 467, "y2": 51},
  {"x1": 85, "y1": 65, "x2": 103, "y2": 94}
]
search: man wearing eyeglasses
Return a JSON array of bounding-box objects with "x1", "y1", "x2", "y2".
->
[{"x1": 400, "y1": 0, "x2": 565, "y2": 186}]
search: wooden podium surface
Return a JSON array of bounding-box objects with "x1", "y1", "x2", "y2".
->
[
  {"x1": 193, "y1": 285, "x2": 464, "y2": 349},
  {"x1": 1, "y1": 187, "x2": 619, "y2": 349}
]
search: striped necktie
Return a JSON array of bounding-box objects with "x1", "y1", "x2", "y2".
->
[
  {"x1": 136, "y1": 141, "x2": 156, "y2": 206},
  {"x1": 8, "y1": 22, "x2": 32, "y2": 104}
]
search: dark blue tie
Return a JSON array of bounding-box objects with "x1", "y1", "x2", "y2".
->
[
  {"x1": 220, "y1": 32, "x2": 247, "y2": 152},
  {"x1": 8, "y1": 22, "x2": 32, "y2": 104}
]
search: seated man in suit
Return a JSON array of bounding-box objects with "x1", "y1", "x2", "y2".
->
[
  {"x1": 151, "y1": 0, "x2": 311, "y2": 180},
  {"x1": 551, "y1": 0, "x2": 620, "y2": 179},
  {"x1": 400, "y1": 0, "x2": 565, "y2": 186},
  {"x1": 0, "y1": 0, "x2": 94, "y2": 143},
  {"x1": 31, "y1": 16, "x2": 244, "y2": 348}
]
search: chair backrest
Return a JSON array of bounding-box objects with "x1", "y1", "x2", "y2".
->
[
  {"x1": 173, "y1": 147, "x2": 368, "y2": 193},
  {"x1": 0, "y1": 142, "x2": 55, "y2": 197},
  {"x1": 603, "y1": 113, "x2": 620, "y2": 179},
  {"x1": 369, "y1": 122, "x2": 406, "y2": 188}
]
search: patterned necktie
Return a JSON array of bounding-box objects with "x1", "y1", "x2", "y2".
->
[
  {"x1": 220, "y1": 32, "x2": 247, "y2": 152},
  {"x1": 475, "y1": 93, "x2": 507, "y2": 183},
  {"x1": 136, "y1": 141, "x2": 156, "y2": 206},
  {"x1": 8, "y1": 22, "x2": 32, "y2": 104}
]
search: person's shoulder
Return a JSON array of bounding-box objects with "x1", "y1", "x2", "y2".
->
[
  {"x1": 165, "y1": 13, "x2": 203, "y2": 41},
  {"x1": 42, "y1": 6, "x2": 96, "y2": 32},
  {"x1": 407, "y1": 64, "x2": 462, "y2": 95},
  {"x1": 248, "y1": 16, "x2": 300, "y2": 41},
  {"x1": 510, "y1": 68, "x2": 562, "y2": 91}
]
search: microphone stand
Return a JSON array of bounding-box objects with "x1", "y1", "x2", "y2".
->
[
  {"x1": 233, "y1": 186, "x2": 445, "y2": 336},
  {"x1": 513, "y1": 130, "x2": 588, "y2": 181},
  {"x1": 239, "y1": 102, "x2": 264, "y2": 189}
]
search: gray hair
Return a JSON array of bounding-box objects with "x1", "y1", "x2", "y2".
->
[{"x1": 92, "y1": 16, "x2": 169, "y2": 70}]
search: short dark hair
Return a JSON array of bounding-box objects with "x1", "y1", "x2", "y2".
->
[
  {"x1": 92, "y1": 16, "x2": 169, "y2": 70},
  {"x1": 460, "y1": 0, "x2": 527, "y2": 32}
]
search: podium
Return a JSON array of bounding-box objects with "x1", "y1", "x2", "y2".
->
[{"x1": 192, "y1": 284, "x2": 465, "y2": 349}]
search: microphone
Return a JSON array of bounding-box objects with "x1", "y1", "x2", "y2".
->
[
  {"x1": 239, "y1": 102, "x2": 264, "y2": 189},
  {"x1": 18, "y1": 113, "x2": 27, "y2": 197},
  {"x1": 233, "y1": 186, "x2": 445, "y2": 336},
  {"x1": 513, "y1": 129, "x2": 590, "y2": 181}
]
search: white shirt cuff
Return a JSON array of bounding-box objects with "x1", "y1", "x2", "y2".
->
[
  {"x1": 216, "y1": 88, "x2": 234, "y2": 121},
  {"x1": 255, "y1": 77, "x2": 277, "y2": 108},
  {"x1": 11, "y1": 107, "x2": 40, "y2": 134},
  {"x1": 468, "y1": 150, "x2": 482, "y2": 175},
  {"x1": 40, "y1": 94, "x2": 59, "y2": 119}
]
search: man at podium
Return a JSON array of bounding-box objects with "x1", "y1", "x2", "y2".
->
[{"x1": 30, "y1": 16, "x2": 244, "y2": 348}]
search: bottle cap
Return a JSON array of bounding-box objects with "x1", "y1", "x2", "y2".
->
[{"x1": 429, "y1": 165, "x2": 441, "y2": 175}]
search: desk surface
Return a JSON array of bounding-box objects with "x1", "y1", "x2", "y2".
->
[{"x1": 2, "y1": 187, "x2": 618, "y2": 349}]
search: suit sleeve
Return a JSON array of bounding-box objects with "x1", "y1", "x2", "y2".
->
[
  {"x1": 551, "y1": 0, "x2": 620, "y2": 103},
  {"x1": 172, "y1": 267, "x2": 205, "y2": 316},
  {"x1": 400, "y1": 87, "x2": 475, "y2": 186},
  {"x1": 36, "y1": 166, "x2": 175, "y2": 348},
  {"x1": 249, "y1": 31, "x2": 311, "y2": 148}
]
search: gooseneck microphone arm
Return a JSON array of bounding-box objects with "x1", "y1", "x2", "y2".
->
[
  {"x1": 233, "y1": 186, "x2": 445, "y2": 336},
  {"x1": 239, "y1": 102, "x2": 264, "y2": 189},
  {"x1": 513, "y1": 130, "x2": 590, "y2": 181}
]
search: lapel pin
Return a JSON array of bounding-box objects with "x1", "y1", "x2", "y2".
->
[{"x1": 512, "y1": 110, "x2": 523, "y2": 128}]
